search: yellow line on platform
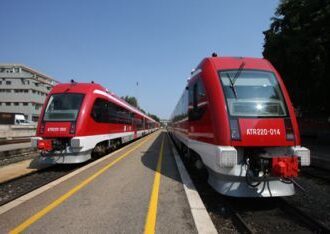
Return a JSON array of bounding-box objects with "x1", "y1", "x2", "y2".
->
[
  {"x1": 10, "y1": 135, "x2": 154, "y2": 234},
  {"x1": 144, "y1": 135, "x2": 165, "y2": 234}
]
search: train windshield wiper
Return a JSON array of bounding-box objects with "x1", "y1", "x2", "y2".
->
[
  {"x1": 227, "y1": 73, "x2": 238, "y2": 98},
  {"x1": 227, "y1": 62, "x2": 245, "y2": 99}
]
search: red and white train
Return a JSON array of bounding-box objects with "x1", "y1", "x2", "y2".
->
[
  {"x1": 32, "y1": 82, "x2": 158, "y2": 164},
  {"x1": 168, "y1": 54, "x2": 310, "y2": 197}
]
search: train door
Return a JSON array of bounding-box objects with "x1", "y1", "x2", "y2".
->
[
  {"x1": 188, "y1": 76, "x2": 212, "y2": 143},
  {"x1": 132, "y1": 114, "x2": 137, "y2": 139}
]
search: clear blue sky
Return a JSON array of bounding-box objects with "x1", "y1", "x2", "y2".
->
[{"x1": 0, "y1": 0, "x2": 279, "y2": 119}]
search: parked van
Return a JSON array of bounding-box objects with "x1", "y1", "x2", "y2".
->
[{"x1": 0, "y1": 112, "x2": 33, "y2": 125}]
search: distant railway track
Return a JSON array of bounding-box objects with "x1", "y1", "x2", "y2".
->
[{"x1": 0, "y1": 138, "x2": 30, "y2": 146}]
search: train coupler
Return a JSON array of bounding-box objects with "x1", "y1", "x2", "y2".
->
[
  {"x1": 37, "y1": 139, "x2": 53, "y2": 151},
  {"x1": 271, "y1": 156, "x2": 298, "y2": 178}
]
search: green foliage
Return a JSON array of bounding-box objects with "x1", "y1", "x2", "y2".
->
[
  {"x1": 121, "y1": 95, "x2": 160, "y2": 122},
  {"x1": 263, "y1": 0, "x2": 330, "y2": 116},
  {"x1": 148, "y1": 113, "x2": 160, "y2": 122},
  {"x1": 122, "y1": 95, "x2": 138, "y2": 108}
]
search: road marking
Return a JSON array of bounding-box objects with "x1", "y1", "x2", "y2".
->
[
  {"x1": 9, "y1": 134, "x2": 155, "y2": 234},
  {"x1": 144, "y1": 135, "x2": 164, "y2": 234},
  {"x1": 169, "y1": 134, "x2": 217, "y2": 234}
]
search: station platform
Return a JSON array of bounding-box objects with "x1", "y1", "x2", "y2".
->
[{"x1": 0, "y1": 131, "x2": 201, "y2": 233}]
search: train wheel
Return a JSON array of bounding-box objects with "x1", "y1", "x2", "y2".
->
[{"x1": 92, "y1": 142, "x2": 108, "y2": 159}]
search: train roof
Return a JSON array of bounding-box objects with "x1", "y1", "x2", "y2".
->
[
  {"x1": 204, "y1": 56, "x2": 274, "y2": 71},
  {"x1": 49, "y1": 83, "x2": 157, "y2": 123}
]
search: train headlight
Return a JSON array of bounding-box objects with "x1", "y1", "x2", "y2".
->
[
  {"x1": 39, "y1": 122, "x2": 45, "y2": 134},
  {"x1": 70, "y1": 122, "x2": 76, "y2": 134},
  {"x1": 230, "y1": 119, "x2": 241, "y2": 140},
  {"x1": 31, "y1": 137, "x2": 42, "y2": 148},
  {"x1": 217, "y1": 146, "x2": 237, "y2": 167},
  {"x1": 284, "y1": 118, "x2": 295, "y2": 141},
  {"x1": 290, "y1": 146, "x2": 310, "y2": 166}
]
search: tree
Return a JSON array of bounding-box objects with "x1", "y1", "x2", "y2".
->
[
  {"x1": 148, "y1": 113, "x2": 160, "y2": 122},
  {"x1": 263, "y1": 0, "x2": 330, "y2": 116},
  {"x1": 121, "y1": 95, "x2": 159, "y2": 122},
  {"x1": 121, "y1": 96, "x2": 138, "y2": 108}
]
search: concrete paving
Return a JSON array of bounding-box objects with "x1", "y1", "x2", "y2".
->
[{"x1": 0, "y1": 131, "x2": 197, "y2": 233}]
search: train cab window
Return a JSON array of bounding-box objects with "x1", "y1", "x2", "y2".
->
[
  {"x1": 44, "y1": 93, "x2": 84, "y2": 121},
  {"x1": 219, "y1": 70, "x2": 288, "y2": 117}
]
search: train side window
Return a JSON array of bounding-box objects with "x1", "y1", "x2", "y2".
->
[
  {"x1": 198, "y1": 79, "x2": 206, "y2": 101},
  {"x1": 189, "y1": 77, "x2": 207, "y2": 121},
  {"x1": 91, "y1": 98, "x2": 109, "y2": 123},
  {"x1": 92, "y1": 98, "x2": 132, "y2": 124},
  {"x1": 193, "y1": 83, "x2": 198, "y2": 109}
]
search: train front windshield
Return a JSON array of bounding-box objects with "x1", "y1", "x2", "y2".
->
[
  {"x1": 43, "y1": 93, "x2": 84, "y2": 121},
  {"x1": 219, "y1": 70, "x2": 287, "y2": 117}
]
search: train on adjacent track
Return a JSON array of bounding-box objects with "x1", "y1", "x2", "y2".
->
[
  {"x1": 32, "y1": 82, "x2": 158, "y2": 164},
  {"x1": 168, "y1": 54, "x2": 310, "y2": 197}
]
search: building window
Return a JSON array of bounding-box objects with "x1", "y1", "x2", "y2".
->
[
  {"x1": 6, "y1": 81, "x2": 11, "y2": 85},
  {"x1": 6, "y1": 102, "x2": 11, "y2": 106},
  {"x1": 23, "y1": 103, "x2": 28, "y2": 106},
  {"x1": 14, "y1": 102, "x2": 19, "y2": 106},
  {"x1": 32, "y1": 90, "x2": 36, "y2": 94},
  {"x1": 34, "y1": 83, "x2": 39, "y2": 87},
  {"x1": 0, "y1": 81, "x2": 2, "y2": 85},
  {"x1": 6, "y1": 89, "x2": 11, "y2": 93},
  {"x1": 24, "y1": 90, "x2": 28, "y2": 93}
]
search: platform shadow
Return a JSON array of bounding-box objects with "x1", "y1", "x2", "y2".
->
[{"x1": 140, "y1": 131, "x2": 182, "y2": 184}]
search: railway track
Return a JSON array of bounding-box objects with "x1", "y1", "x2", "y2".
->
[
  {"x1": 278, "y1": 198, "x2": 330, "y2": 233},
  {"x1": 0, "y1": 138, "x2": 30, "y2": 146},
  {"x1": 0, "y1": 164, "x2": 81, "y2": 206},
  {"x1": 171, "y1": 137, "x2": 330, "y2": 233},
  {"x1": 301, "y1": 166, "x2": 330, "y2": 184}
]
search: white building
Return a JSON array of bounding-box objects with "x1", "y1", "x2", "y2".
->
[{"x1": 0, "y1": 64, "x2": 58, "y2": 121}]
